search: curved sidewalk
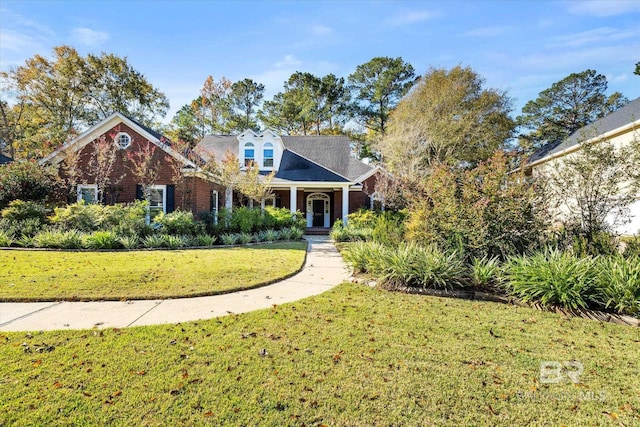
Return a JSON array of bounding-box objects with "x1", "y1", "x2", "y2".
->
[{"x1": 0, "y1": 236, "x2": 349, "y2": 332}]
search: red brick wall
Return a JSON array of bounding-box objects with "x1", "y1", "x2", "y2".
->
[{"x1": 57, "y1": 122, "x2": 217, "y2": 212}]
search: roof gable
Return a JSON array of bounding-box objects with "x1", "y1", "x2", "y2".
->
[
  {"x1": 530, "y1": 97, "x2": 640, "y2": 165},
  {"x1": 40, "y1": 112, "x2": 195, "y2": 168}
]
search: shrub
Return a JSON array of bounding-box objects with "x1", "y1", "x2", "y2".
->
[
  {"x1": 372, "y1": 211, "x2": 406, "y2": 246},
  {"x1": 0, "y1": 160, "x2": 60, "y2": 208},
  {"x1": 1, "y1": 200, "x2": 48, "y2": 222},
  {"x1": 622, "y1": 236, "x2": 640, "y2": 259},
  {"x1": 230, "y1": 207, "x2": 261, "y2": 234},
  {"x1": 505, "y1": 250, "x2": 602, "y2": 310},
  {"x1": 347, "y1": 209, "x2": 378, "y2": 229},
  {"x1": 154, "y1": 210, "x2": 203, "y2": 236},
  {"x1": 84, "y1": 231, "x2": 121, "y2": 249},
  {"x1": 221, "y1": 233, "x2": 239, "y2": 245},
  {"x1": 330, "y1": 226, "x2": 350, "y2": 242},
  {"x1": 598, "y1": 256, "x2": 640, "y2": 316},
  {"x1": 50, "y1": 201, "x2": 100, "y2": 232},
  {"x1": 469, "y1": 256, "x2": 503, "y2": 291}
]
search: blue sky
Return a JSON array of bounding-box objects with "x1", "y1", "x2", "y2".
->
[{"x1": 1, "y1": 0, "x2": 639, "y2": 124}]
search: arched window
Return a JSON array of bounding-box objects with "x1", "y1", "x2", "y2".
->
[
  {"x1": 370, "y1": 192, "x2": 385, "y2": 211},
  {"x1": 244, "y1": 143, "x2": 255, "y2": 167},
  {"x1": 263, "y1": 142, "x2": 274, "y2": 167}
]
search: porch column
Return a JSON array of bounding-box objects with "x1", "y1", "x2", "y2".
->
[
  {"x1": 225, "y1": 186, "x2": 233, "y2": 210},
  {"x1": 342, "y1": 185, "x2": 349, "y2": 225},
  {"x1": 290, "y1": 186, "x2": 297, "y2": 214}
]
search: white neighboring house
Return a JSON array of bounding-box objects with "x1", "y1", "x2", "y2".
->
[{"x1": 526, "y1": 97, "x2": 640, "y2": 236}]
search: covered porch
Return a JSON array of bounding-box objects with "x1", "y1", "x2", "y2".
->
[{"x1": 270, "y1": 182, "x2": 357, "y2": 231}]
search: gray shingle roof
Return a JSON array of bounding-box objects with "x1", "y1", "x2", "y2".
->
[
  {"x1": 282, "y1": 136, "x2": 372, "y2": 181},
  {"x1": 194, "y1": 134, "x2": 374, "y2": 183},
  {"x1": 275, "y1": 150, "x2": 349, "y2": 182},
  {"x1": 196, "y1": 135, "x2": 238, "y2": 162},
  {"x1": 530, "y1": 97, "x2": 640, "y2": 164}
]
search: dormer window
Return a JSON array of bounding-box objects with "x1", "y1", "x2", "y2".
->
[
  {"x1": 263, "y1": 143, "x2": 274, "y2": 167},
  {"x1": 114, "y1": 132, "x2": 131, "y2": 149},
  {"x1": 244, "y1": 142, "x2": 255, "y2": 167}
]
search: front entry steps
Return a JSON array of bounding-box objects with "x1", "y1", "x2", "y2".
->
[{"x1": 305, "y1": 227, "x2": 330, "y2": 235}]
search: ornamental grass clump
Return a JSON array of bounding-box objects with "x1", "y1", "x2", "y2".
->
[
  {"x1": 342, "y1": 241, "x2": 384, "y2": 273},
  {"x1": 33, "y1": 230, "x2": 84, "y2": 249},
  {"x1": 598, "y1": 255, "x2": 640, "y2": 316},
  {"x1": 374, "y1": 243, "x2": 464, "y2": 290},
  {"x1": 142, "y1": 234, "x2": 166, "y2": 249},
  {"x1": 469, "y1": 256, "x2": 503, "y2": 292},
  {"x1": 221, "y1": 233, "x2": 239, "y2": 246},
  {"x1": 195, "y1": 234, "x2": 217, "y2": 247},
  {"x1": 237, "y1": 232, "x2": 253, "y2": 244},
  {"x1": 505, "y1": 250, "x2": 601, "y2": 310},
  {"x1": 119, "y1": 235, "x2": 140, "y2": 250},
  {"x1": 84, "y1": 231, "x2": 121, "y2": 249},
  {"x1": 258, "y1": 229, "x2": 278, "y2": 242}
]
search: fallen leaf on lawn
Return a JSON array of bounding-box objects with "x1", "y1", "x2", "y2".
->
[
  {"x1": 203, "y1": 411, "x2": 213, "y2": 418},
  {"x1": 32, "y1": 359, "x2": 42, "y2": 367},
  {"x1": 53, "y1": 381, "x2": 62, "y2": 389}
]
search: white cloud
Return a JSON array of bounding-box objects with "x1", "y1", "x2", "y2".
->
[
  {"x1": 71, "y1": 27, "x2": 108, "y2": 46},
  {"x1": 461, "y1": 26, "x2": 512, "y2": 38},
  {"x1": 310, "y1": 24, "x2": 333, "y2": 36},
  {"x1": 0, "y1": 29, "x2": 44, "y2": 53},
  {"x1": 386, "y1": 9, "x2": 439, "y2": 26},
  {"x1": 275, "y1": 54, "x2": 302, "y2": 68},
  {"x1": 566, "y1": 0, "x2": 640, "y2": 17},
  {"x1": 552, "y1": 27, "x2": 638, "y2": 48}
]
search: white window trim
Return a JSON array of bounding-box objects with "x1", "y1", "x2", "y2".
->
[
  {"x1": 244, "y1": 142, "x2": 255, "y2": 167},
  {"x1": 264, "y1": 195, "x2": 276, "y2": 207},
  {"x1": 114, "y1": 132, "x2": 132, "y2": 149},
  {"x1": 263, "y1": 142, "x2": 274, "y2": 168},
  {"x1": 370, "y1": 191, "x2": 385, "y2": 211},
  {"x1": 77, "y1": 184, "x2": 98, "y2": 203},
  {"x1": 211, "y1": 190, "x2": 219, "y2": 225},
  {"x1": 148, "y1": 184, "x2": 167, "y2": 213}
]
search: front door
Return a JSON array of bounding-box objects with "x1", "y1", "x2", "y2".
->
[{"x1": 313, "y1": 199, "x2": 324, "y2": 226}]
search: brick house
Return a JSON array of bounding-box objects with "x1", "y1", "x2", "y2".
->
[{"x1": 41, "y1": 113, "x2": 383, "y2": 229}]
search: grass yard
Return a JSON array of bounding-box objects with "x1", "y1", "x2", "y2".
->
[
  {"x1": 0, "y1": 242, "x2": 306, "y2": 301},
  {"x1": 1, "y1": 282, "x2": 638, "y2": 426}
]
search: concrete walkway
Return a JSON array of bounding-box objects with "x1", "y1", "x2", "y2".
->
[{"x1": 0, "y1": 236, "x2": 349, "y2": 332}]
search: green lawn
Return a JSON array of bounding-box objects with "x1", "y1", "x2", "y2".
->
[
  {"x1": 0, "y1": 242, "x2": 306, "y2": 301},
  {"x1": 1, "y1": 282, "x2": 638, "y2": 426}
]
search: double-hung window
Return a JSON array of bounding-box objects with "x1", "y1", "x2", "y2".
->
[
  {"x1": 244, "y1": 143, "x2": 255, "y2": 167},
  {"x1": 263, "y1": 143, "x2": 274, "y2": 167}
]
